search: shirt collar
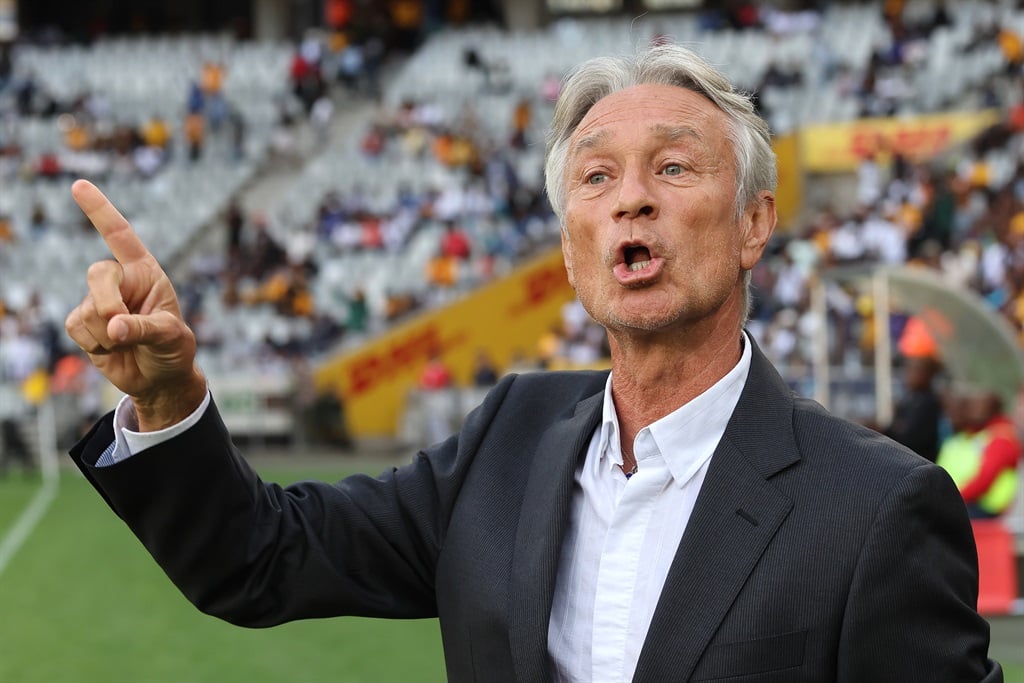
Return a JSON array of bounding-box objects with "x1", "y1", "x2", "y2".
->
[{"x1": 597, "y1": 332, "x2": 753, "y2": 486}]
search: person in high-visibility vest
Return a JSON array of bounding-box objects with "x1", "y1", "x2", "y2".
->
[{"x1": 938, "y1": 389, "x2": 1020, "y2": 518}]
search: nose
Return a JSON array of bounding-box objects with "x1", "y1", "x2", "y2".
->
[{"x1": 612, "y1": 167, "x2": 657, "y2": 221}]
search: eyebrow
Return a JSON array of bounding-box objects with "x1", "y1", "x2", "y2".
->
[
  {"x1": 649, "y1": 123, "x2": 704, "y2": 143},
  {"x1": 572, "y1": 123, "x2": 704, "y2": 153}
]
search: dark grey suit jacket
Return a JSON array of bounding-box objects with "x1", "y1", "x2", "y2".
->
[{"x1": 70, "y1": 342, "x2": 1002, "y2": 681}]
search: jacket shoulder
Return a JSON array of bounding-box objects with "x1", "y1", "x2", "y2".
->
[
  {"x1": 790, "y1": 394, "x2": 929, "y2": 480},
  {"x1": 502, "y1": 369, "x2": 609, "y2": 404}
]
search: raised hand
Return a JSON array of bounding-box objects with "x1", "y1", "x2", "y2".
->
[{"x1": 64, "y1": 179, "x2": 206, "y2": 431}]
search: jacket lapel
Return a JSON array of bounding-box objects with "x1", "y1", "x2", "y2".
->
[
  {"x1": 634, "y1": 343, "x2": 801, "y2": 682},
  {"x1": 509, "y1": 388, "x2": 604, "y2": 682}
]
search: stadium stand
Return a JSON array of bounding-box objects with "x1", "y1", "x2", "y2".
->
[{"x1": 3, "y1": 0, "x2": 1024, "y2": 482}]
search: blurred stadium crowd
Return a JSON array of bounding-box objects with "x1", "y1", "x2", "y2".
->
[{"x1": 4, "y1": 0, "x2": 1024, "y2": 469}]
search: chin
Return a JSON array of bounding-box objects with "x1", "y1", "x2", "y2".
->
[{"x1": 604, "y1": 310, "x2": 682, "y2": 334}]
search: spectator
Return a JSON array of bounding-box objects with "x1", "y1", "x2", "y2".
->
[
  {"x1": 0, "y1": 418, "x2": 34, "y2": 478},
  {"x1": 294, "y1": 35, "x2": 326, "y2": 112},
  {"x1": 510, "y1": 97, "x2": 531, "y2": 149},
  {"x1": 440, "y1": 219, "x2": 471, "y2": 260},
  {"x1": 325, "y1": 0, "x2": 354, "y2": 32},
  {"x1": 247, "y1": 216, "x2": 288, "y2": 278},
  {"x1": 310, "y1": 94, "x2": 334, "y2": 145},
  {"x1": 200, "y1": 60, "x2": 228, "y2": 131},
  {"x1": 140, "y1": 114, "x2": 172, "y2": 152},
  {"x1": 419, "y1": 350, "x2": 452, "y2": 391},
  {"x1": 225, "y1": 199, "x2": 246, "y2": 269},
  {"x1": 184, "y1": 111, "x2": 205, "y2": 162},
  {"x1": 856, "y1": 152, "x2": 884, "y2": 207},
  {"x1": 384, "y1": 290, "x2": 418, "y2": 321},
  {"x1": 359, "y1": 213, "x2": 385, "y2": 250},
  {"x1": 885, "y1": 354, "x2": 944, "y2": 462},
  {"x1": 462, "y1": 46, "x2": 491, "y2": 89},
  {"x1": 417, "y1": 349, "x2": 454, "y2": 446},
  {"x1": 997, "y1": 25, "x2": 1024, "y2": 74},
  {"x1": 389, "y1": 0, "x2": 424, "y2": 52},
  {"x1": 28, "y1": 202, "x2": 49, "y2": 240},
  {"x1": 50, "y1": 350, "x2": 103, "y2": 446},
  {"x1": 939, "y1": 388, "x2": 1021, "y2": 518},
  {"x1": 345, "y1": 289, "x2": 369, "y2": 334},
  {"x1": 0, "y1": 214, "x2": 14, "y2": 243},
  {"x1": 187, "y1": 80, "x2": 205, "y2": 115},
  {"x1": 536, "y1": 323, "x2": 564, "y2": 369},
  {"x1": 471, "y1": 349, "x2": 499, "y2": 387},
  {"x1": 425, "y1": 248, "x2": 458, "y2": 290}
]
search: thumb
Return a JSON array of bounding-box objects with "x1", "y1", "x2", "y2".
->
[{"x1": 107, "y1": 311, "x2": 186, "y2": 347}]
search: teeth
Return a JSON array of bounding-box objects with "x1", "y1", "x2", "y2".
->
[{"x1": 629, "y1": 260, "x2": 650, "y2": 272}]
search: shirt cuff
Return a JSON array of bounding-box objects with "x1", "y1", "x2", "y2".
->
[{"x1": 96, "y1": 389, "x2": 212, "y2": 466}]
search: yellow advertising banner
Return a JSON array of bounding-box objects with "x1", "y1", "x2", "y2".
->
[
  {"x1": 315, "y1": 247, "x2": 577, "y2": 436},
  {"x1": 772, "y1": 133, "x2": 802, "y2": 230},
  {"x1": 800, "y1": 109, "x2": 1001, "y2": 173}
]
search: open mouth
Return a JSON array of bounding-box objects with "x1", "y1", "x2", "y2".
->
[{"x1": 624, "y1": 245, "x2": 652, "y2": 272}]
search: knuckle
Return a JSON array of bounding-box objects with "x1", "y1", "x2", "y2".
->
[
  {"x1": 79, "y1": 294, "x2": 102, "y2": 320},
  {"x1": 86, "y1": 260, "x2": 114, "y2": 280}
]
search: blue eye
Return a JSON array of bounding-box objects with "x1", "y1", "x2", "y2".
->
[
  {"x1": 587, "y1": 173, "x2": 607, "y2": 185},
  {"x1": 663, "y1": 164, "x2": 683, "y2": 176}
]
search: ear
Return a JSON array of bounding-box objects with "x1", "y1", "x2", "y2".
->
[
  {"x1": 740, "y1": 191, "x2": 777, "y2": 271},
  {"x1": 560, "y1": 228, "x2": 576, "y2": 289}
]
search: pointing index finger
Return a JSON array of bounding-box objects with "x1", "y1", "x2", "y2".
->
[{"x1": 71, "y1": 179, "x2": 153, "y2": 264}]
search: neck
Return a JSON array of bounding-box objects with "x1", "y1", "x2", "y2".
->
[{"x1": 608, "y1": 316, "x2": 744, "y2": 454}]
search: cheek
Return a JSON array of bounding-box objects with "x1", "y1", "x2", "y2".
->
[
  {"x1": 685, "y1": 224, "x2": 733, "y2": 262},
  {"x1": 692, "y1": 196, "x2": 742, "y2": 252},
  {"x1": 565, "y1": 216, "x2": 604, "y2": 263},
  {"x1": 674, "y1": 226, "x2": 743, "y2": 286}
]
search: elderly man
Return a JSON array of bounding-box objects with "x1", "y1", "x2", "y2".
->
[{"x1": 67, "y1": 44, "x2": 1000, "y2": 682}]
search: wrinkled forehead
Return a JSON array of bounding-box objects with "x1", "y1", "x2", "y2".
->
[{"x1": 567, "y1": 84, "x2": 730, "y2": 156}]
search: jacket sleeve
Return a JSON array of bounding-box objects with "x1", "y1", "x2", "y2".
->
[
  {"x1": 68, "y1": 375, "x2": 518, "y2": 628},
  {"x1": 836, "y1": 463, "x2": 1003, "y2": 682}
]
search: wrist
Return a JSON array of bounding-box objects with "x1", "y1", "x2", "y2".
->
[{"x1": 132, "y1": 366, "x2": 208, "y2": 432}]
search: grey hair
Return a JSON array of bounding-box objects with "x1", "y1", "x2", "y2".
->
[{"x1": 543, "y1": 43, "x2": 777, "y2": 224}]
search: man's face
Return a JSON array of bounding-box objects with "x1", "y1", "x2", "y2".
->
[{"x1": 560, "y1": 84, "x2": 774, "y2": 338}]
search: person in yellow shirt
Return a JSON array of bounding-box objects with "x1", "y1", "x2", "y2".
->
[
  {"x1": 140, "y1": 116, "x2": 172, "y2": 150},
  {"x1": 998, "y1": 27, "x2": 1023, "y2": 71},
  {"x1": 63, "y1": 120, "x2": 91, "y2": 151},
  {"x1": 425, "y1": 249, "x2": 457, "y2": 288}
]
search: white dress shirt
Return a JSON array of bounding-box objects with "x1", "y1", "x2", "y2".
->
[{"x1": 547, "y1": 335, "x2": 751, "y2": 683}]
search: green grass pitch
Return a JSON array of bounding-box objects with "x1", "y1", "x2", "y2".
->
[{"x1": 0, "y1": 464, "x2": 445, "y2": 683}]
